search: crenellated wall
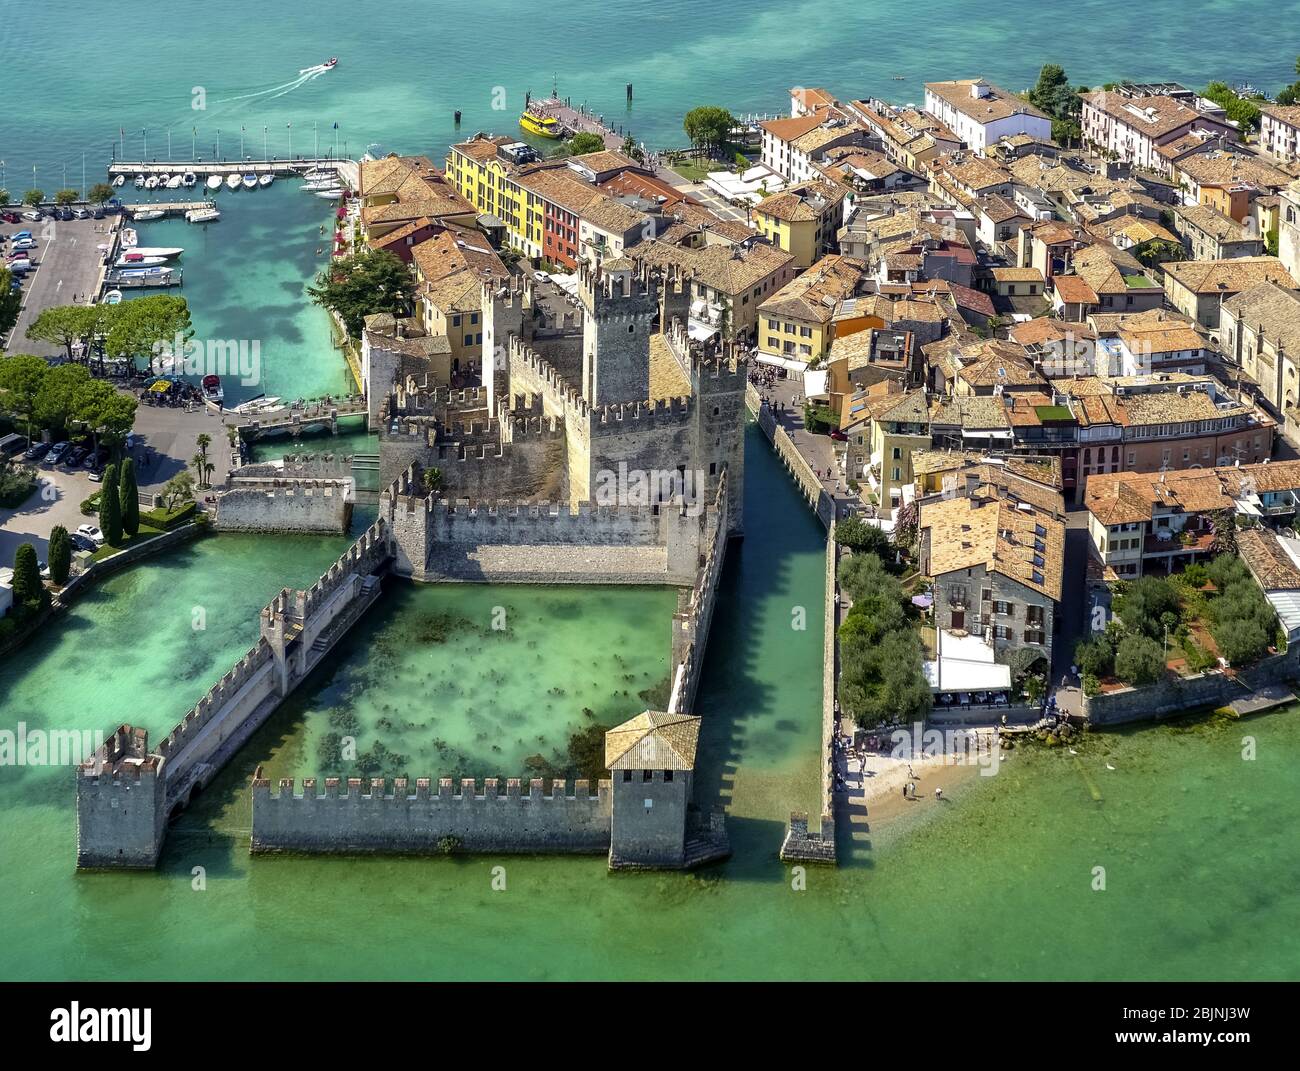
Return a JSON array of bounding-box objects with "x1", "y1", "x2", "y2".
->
[
  {"x1": 213, "y1": 479, "x2": 353, "y2": 534},
  {"x1": 251, "y1": 775, "x2": 613, "y2": 855},
  {"x1": 668, "y1": 476, "x2": 728, "y2": 714}
]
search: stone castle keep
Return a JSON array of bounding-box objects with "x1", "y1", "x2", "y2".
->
[{"x1": 76, "y1": 263, "x2": 745, "y2": 872}]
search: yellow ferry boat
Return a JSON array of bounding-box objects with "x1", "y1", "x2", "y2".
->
[{"x1": 519, "y1": 109, "x2": 564, "y2": 139}]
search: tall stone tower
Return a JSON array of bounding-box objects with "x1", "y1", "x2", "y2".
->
[
  {"x1": 605, "y1": 711, "x2": 699, "y2": 869},
  {"x1": 1280, "y1": 180, "x2": 1300, "y2": 289},
  {"x1": 481, "y1": 278, "x2": 532, "y2": 417},
  {"x1": 579, "y1": 261, "x2": 658, "y2": 405},
  {"x1": 690, "y1": 341, "x2": 747, "y2": 535},
  {"x1": 76, "y1": 726, "x2": 168, "y2": 869}
]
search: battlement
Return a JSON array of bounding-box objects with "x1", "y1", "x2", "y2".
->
[
  {"x1": 153, "y1": 640, "x2": 276, "y2": 761},
  {"x1": 664, "y1": 317, "x2": 748, "y2": 390},
  {"x1": 587, "y1": 395, "x2": 693, "y2": 433},
  {"x1": 288, "y1": 518, "x2": 389, "y2": 621},
  {"x1": 77, "y1": 725, "x2": 162, "y2": 782},
  {"x1": 260, "y1": 775, "x2": 611, "y2": 803},
  {"x1": 578, "y1": 261, "x2": 659, "y2": 321},
  {"x1": 481, "y1": 276, "x2": 533, "y2": 313},
  {"x1": 509, "y1": 336, "x2": 590, "y2": 420}
]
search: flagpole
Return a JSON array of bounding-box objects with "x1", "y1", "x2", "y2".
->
[
  {"x1": 264, "y1": 127, "x2": 268, "y2": 160},
  {"x1": 314, "y1": 120, "x2": 318, "y2": 159},
  {"x1": 287, "y1": 122, "x2": 293, "y2": 160},
  {"x1": 142, "y1": 129, "x2": 148, "y2": 159}
]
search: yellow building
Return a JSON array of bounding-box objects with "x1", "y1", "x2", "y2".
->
[
  {"x1": 840, "y1": 382, "x2": 930, "y2": 513},
  {"x1": 411, "y1": 226, "x2": 507, "y2": 374},
  {"x1": 758, "y1": 255, "x2": 865, "y2": 364},
  {"x1": 445, "y1": 134, "x2": 547, "y2": 256},
  {"x1": 752, "y1": 180, "x2": 847, "y2": 268}
]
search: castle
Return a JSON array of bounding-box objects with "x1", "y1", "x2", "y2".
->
[{"x1": 375, "y1": 259, "x2": 747, "y2": 555}]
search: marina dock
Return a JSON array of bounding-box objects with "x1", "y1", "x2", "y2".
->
[
  {"x1": 104, "y1": 267, "x2": 183, "y2": 289},
  {"x1": 123, "y1": 201, "x2": 216, "y2": 219},
  {"x1": 110, "y1": 158, "x2": 360, "y2": 189}
]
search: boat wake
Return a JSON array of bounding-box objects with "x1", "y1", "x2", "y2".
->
[{"x1": 210, "y1": 66, "x2": 328, "y2": 108}]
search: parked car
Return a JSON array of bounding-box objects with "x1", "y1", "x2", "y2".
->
[
  {"x1": 87, "y1": 469, "x2": 103, "y2": 484},
  {"x1": 38, "y1": 560, "x2": 50, "y2": 580},
  {"x1": 0, "y1": 211, "x2": 20, "y2": 223},
  {"x1": 12, "y1": 231, "x2": 32, "y2": 240},
  {"x1": 70, "y1": 533, "x2": 97, "y2": 553},
  {"x1": 12, "y1": 237, "x2": 36, "y2": 251},
  {"x1": 8, "y1": 259, "x2": 31, "y2": 275},
  {"x1": 46, "y1": 442, "x2": 70, "y2": 463},
  {"x1": 91, "y1": 206, "x2": 105, "y2": 219},
  {"x1": 73, "y1": 208, "x2": 90, "y2": 219},
  {"x1": 56, "y1": 207, "x2": 74, "y2": 221},
  {"x1": 21, "y1": 209, "x2": 42, "y2": 222},
  {"x1": 76, "y1": 524, "x2": 105, "y2": 547},
  {"x1": 63, "y1": 446, "x2": 87, "y2": 467},
  {"x1": 23, "y1": 441, "x2": 51, "y2": 460}
]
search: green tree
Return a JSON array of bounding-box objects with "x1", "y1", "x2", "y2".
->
[
  {"x1": 160, "y1": 471, "x2": 195, "y2": 511},
  {"x1": 34, "y1": 362, "x2": 92, "y2": 434},
  {"x1": 118, "y1": 459, "x2": 140, "y2": 538},
  {"x1": 683, "y1": 106, "x2": 737, "y2": 156},
  {"x1": 0, "y1": 188, "x2": 9, "y2": 206},
  {"x1": 0, "y1": 266, "x2": 20, "y2": 340},
  {"x1": 308, "y1": 249, "x2": 415, "y2": 337},
  {"x1": 22, "y1": 189, "x2": 45, "y2": 207},
  {"x1": 10, "y1": 543, "x2": 46, "y2": 612},
  {"x1": 1074, "y1": 633, "x2": 1115, "y2": 678},
  {"x1": 87, "y1": 182, "x2": 115, "y2": 205},
  {"x1": 1138, "y1": 239, "x2": 1187, "y2": 272},
  {"x1": 48, "y1": 526, "x2": 72, "y2": 585},
  {"x1": 99, "y1": 462, "x2": 122, "y2": 546},
  {"x1": 0, "y1": 354, "x2": 48, "y2": 439},
  {"x1": 1113, "y1": 575, "x2": 1180, "y2": 640},
  {"x1": 834, "y1": 515, "x2": 894, "y2": 559},
  {"x1": 1203, "y1": 82, "x2": 1263, "y2": 132},
  {"x1": 26, "y1": 306, "x2": 94, "y2": 363},
  {"x1": 103, "y1": 294, "x2": 191, "y2": 373},
  {"x1": 54, "y1": 189, "x2": 78, "y2": 206},
  {"x1": 1114, "y1": 633, "x2": 1165, "y2": 685},
  {"x1": 568, "y1": 132, "x2": 605, "y2": 155}
]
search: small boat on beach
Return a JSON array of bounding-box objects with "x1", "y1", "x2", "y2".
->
[
  {"x1": 226, "y1": 174, "x2": 241, "y2": 190},
  {"x1": 186, "y1": 207, "x2": 221, "y2": 224},
  {"x1": 258, "y1": 173, "x2": 274, "y2": 188},
  {"x1": 241, "y1": 173, "x2": 258, "y2": 190},
  {"x1": 131, "y1": 209, "x2": 164, "y2": 221},
  {"x1": 206, "y1": 174, "x2": 223, "y2": 191}
]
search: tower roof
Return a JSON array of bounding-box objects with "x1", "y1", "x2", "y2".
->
[{"x1": 605, "y1": 711, "x2": 701, "y2": 770}]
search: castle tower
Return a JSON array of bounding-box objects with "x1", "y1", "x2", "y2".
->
[
  {"x1": 75, "y1": 726, "x2": 168, "y2": 869},
  {"x1": 482, "y1": 278, "x2": 532, "y2": 418},
  {"x1": 605, "y1": 711, "x2": 699, "y2": 869},
  {"x1": 688, "y1": 336, "x2": 747, "y2": 535},
  {"x1": 1280, "y1": 180, "x2": 1300, "y2": 289},
  {"x1": 579, "y1": 261, "x2": 658, "y2": 406}
]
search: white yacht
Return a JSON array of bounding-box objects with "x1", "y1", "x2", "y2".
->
[
  {"x1": 258, "y1": 173, "x2": 274, "y2": 188},
  {"x1": 131, "y1": 209, "x2": 164, "y2": 221},
  {"x1": 241, "y1": 173, "x2": 258, "y2": 190},
  {"x1": 182, "y1": 172, "x2": 198, "y2": 188},
  {"x1": 111, "y1": 175, "x2": 125, "y2": 188},
  {"x1": 186, "y1": 207, "x2": 221, "y2": 224},
  {"x1": 144, "y1": 175, "x2": 159, "y2": 189},
  {"x1": 133, "y1": 174, "x2": 146, "y2": 189},
  {"x1": 165, "y1": 175, "x2": 184, "y2": 189},
  {"x1": 205, "y1": 174, "x2": 223, "y2": 191},
  {"x1": 126, "y1": 246, "x2": 184, "y2": 259},
  {"x1": 116, "y1": 253, "x2": 168, "y2": 267},
  {"x1": 225, "y1": 174, "x2": 241, "y2": 191}
]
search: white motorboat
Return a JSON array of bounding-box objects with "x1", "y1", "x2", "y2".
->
[
  {"x1": 313, "y1": 188, "x2": 345, "y2": 199},
  {"x1": 186, "y1": 207, "x2": 221, "y2": 224},
  {"x1": 302, "y1": 168, "x2": 337, "y2": 181},
  {"x1": 143, "y1": 175, "x2": 158, "y2": 189},
  {"x1": 205, "y1": 174, "x2": 223, "y2": 191},
  {"x1": 102, "y1": 290, "x2": 123, "y2": 305},
  {"x1": 226, "y1": 174, "x2": 241, "y2": 190},
  {"x1": 182, "y1": 172, "x2": 197, "y2": 188},
  {"x1": 241, "y1": 173, "x2": 257, "y2": 190},
  {"x1": 127, "y1": 246, "x2": 183, "y2": 259},
  {"x1": 231, "y1": 396, "x2": 284, "y2": 416},
  {"x1": 166, "y1": 174, "x2": 184, "y2": 189},
  {"x1": 120, "y1": 228, "x2": 138, "y2": 248},
  {"x1": 115, "y1": 265, "x2": 175, "y2": 280},
  {"x1": 116, "y1": 253, "x2": 168, "y2": 267},
  {"x1": 112, "y1": 175, "x2": 126, "y2": 188},
  {"x1": 258, "y1": 173, "x2": 274, "y2": 188},
  {"x1": 133, "y1": 174, "x2": 146, "y2": 189},
  {"x1": 131, "y1": 209, "x2": 164, "y2": 221},
  {"x1": 301, "y1": 177, "x2": 341, "y2": 189}
]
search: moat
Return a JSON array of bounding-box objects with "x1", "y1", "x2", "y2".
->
[{"x1": 5, "y1": 426, "x2": 1300, "y2": 978}]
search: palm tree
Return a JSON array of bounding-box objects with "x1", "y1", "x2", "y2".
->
[
  {"x1": 191, "y1": 452, "x2": 208, "y2": 489},
  {"x1": 195, "y1": 432, "x2": 212, "y2": 464}
]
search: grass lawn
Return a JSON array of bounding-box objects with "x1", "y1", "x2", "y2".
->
[
  {"x1": 87, "y1": 522, "x2": 166, "y2": 563},
  {"x1": 669, "y1": 158, "x2": 727, "y2": 183}
]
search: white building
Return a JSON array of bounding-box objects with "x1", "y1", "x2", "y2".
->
[
  {"x1": 1261, "y1": 104, "x2": 1300, "y2": 163},
  {"x1": 923, "y1": 79, "x2": 1052, "y2": 152},
  {"x1": 1079, "y1": 91, "x2": 1236, "y2": 175}
]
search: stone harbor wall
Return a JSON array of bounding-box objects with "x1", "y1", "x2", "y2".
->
[
  {"x1": 251, "y1": 776, "x2": 612, "y2": 854},
  {"x1": 213, "y1": 478, "x2": 352, "y2": 534},
  {"x1": 668, "y1": 477, "x2": 728, "y2": 714},
  {"x1": 746, "y1": 383, "x2": 834, "y2": 529},
  {"x1": 1084, "y1": 645, "x2": 1300, "y2": 725}
]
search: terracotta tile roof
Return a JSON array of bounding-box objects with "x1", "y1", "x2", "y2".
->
[
  {"x1": 957, "y1": 345, "x2": 1046, "y2": 391},
  {"x1": 1173, "y1": 203, "x2": 1260, "y2": 245},
  {"x1": 920, "y1": 488, "x2": 1064, "y2": 601},
  {"x1": 1118, "y1": 321, "x2": 1207, "y2": 354},
  {"x1": 411, "y1": 226, "x2": 506, "y2": 284},
  {"x1": 755, "y1": 179, "x2": 846, "y2": 223},
  {"x1": 928, "y1": 394, "x2": 1012, "y2": 430},
  {"x1": 635, "y1": 235, "x2": 793, "y2": 296},
  {"x1": 1262, "y1": 104, "x2": 1300, "y2": 128},
  {"x1": 1082, "y1": 91, "x2": 1233, "y2": 138},
  {"x1": 1074, "y1": 243, "x2": 1154, "y2": 296},
  {"x1": 760, "y1": 113, "x2": 827, "y2": 141},
  {"x1": 1222, "y1": 282, "x2": 1300, "y2": 353},
  {"x1": 991, "y1": 267, "x2": 1045, "y2": 283},
  {"x1": 1175, "y1": 151, "x2": 1293, "y2": 190},
  {"x1": 926, "y1": 79, "x2": 1050, "y2": 124},
  {"x1": 1090, "y1": 215, "x2": 1180, "y2": 247},
  {"x1": 1237, "y1": 528, "x2": 1300, "y2": 590},
  {"x1": 934, "y1": 153, "x2": 1014, "y2": 192},
  {"x1": 1051, "y1": 274, "x2": 1100, "y2": 305},
  {"x1": 605, "y1": 711, "x2": 700, "y2": 770},
  {"x1": 1161, "y1": 256, "x2": 1299, "y2": 295},
  {"x1": 1011, "y1": 317, "x2": 1095, "y2": 346},
  {"x1": 759, "y1": 254, "x2": 864, "y2": 322}
]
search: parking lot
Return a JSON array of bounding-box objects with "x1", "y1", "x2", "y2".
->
[
  {"x1": 3, "y1": 215, "x2": 118, "y2": 354},
  {"x1": 0, "y1": 455, "x2": 101, "y2": 566}
]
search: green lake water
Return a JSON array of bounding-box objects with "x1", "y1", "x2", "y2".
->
[{"x1": 3, "y1": 0, "x2": 1300, "y2": 981}]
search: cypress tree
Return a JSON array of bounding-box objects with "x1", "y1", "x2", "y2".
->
[
  {"x1": 119, "y1": 458, "x2": 140, "y2": 538},
  {"x1": 11, "y1": 543, "x2": 46, "y2": 611},
  {"x1": 99, "y1": 462, "x2": 122, "y2": 547},
  {"x1": 48, "y1": 526, "x2": 71, "y2": 585}
]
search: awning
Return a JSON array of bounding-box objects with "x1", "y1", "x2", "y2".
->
[
  {"x1": 803, "y1": 369, "x2": 829, "y2": 400},
  {"x1": 755, "y1": 354, "x2": 810, "y2": 373},
  {"x1": 961, "y1": 428, "x2": 1013, "y2": 440},
  {"x1": 924, "y1": 629, "x2": 1012, "y2": 692}
]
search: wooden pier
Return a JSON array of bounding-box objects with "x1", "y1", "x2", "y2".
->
[
  {"x1": 104, "y1": 268, "x2": 183, "y2": 289},
  {"x1": 109, "y1": 158, "x2": 360, "y2": 190}
]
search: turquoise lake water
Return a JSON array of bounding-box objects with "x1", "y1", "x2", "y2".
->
[{"x1": 2, "y1": 0, "x2": 1300, "y2": 980}]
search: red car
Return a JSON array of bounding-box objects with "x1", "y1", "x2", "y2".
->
[
  {"x1": 1, "y1": 212, "x2": 20, "y2": 224},
  {"x1": 829, "y1": 429, "x2": 848, "y2": 442}
]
